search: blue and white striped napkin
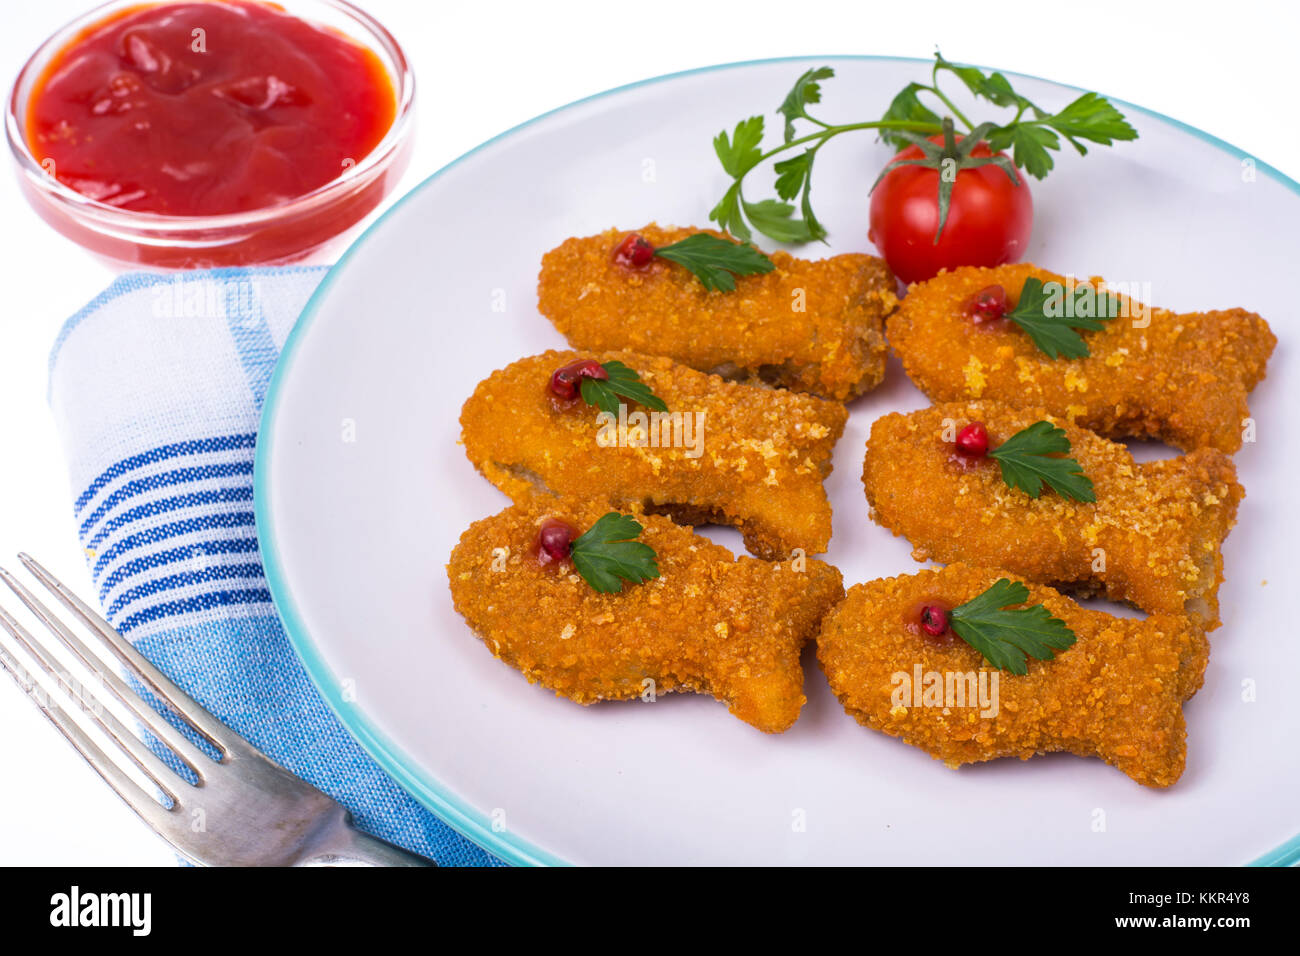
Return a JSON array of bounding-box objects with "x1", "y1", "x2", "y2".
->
[{"x1": 48, "y1": 267, "x2": 500, "y2": 866}]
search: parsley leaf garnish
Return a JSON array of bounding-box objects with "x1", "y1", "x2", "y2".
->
[
  {"x1": 570, "y1": 512, "x2": 660, "y2": 594},
  {"x1": 948, "y1": 578, "x2": 1077, "y2": 675},
  {"x1": 579, "y1": 360, "x2": 669, "y2": 415},
  {"x1": 709, "y1": 53, "x2": 1137, "y2": 244},
  {"x1": 933, "y1": 52, "x2": 1024, "y2": 110},
  {"x1": 988, "y1": 92, "x2": 1139, "y2": 177},
  {"x1": 1049, "y1": 92, "x2": 1139, "y2": 148},
  {"x1": 713, "y1": 116, "x2": 766, "y2": 178},
  {"x1": 985, "y1": 122, "x2": 1061, "y2": 180},
  {"x1": 707, "y1": 183, "x2": 750, "y2": 241},
  {"x1": 1004, "y1": 276, "x2": 1118, "y2": 359},
  {"x1": 777, "y1": 66, "x2": 835, "y2": 143},
  {"x1": 987, "y1": 420, "x2": 1095, "y2": 502},
  {"x1": 653, "y1": 233, "x2": 775, "y2": 292},
  {"x1": 878, "y1": 82, "x2": 943, "y2": 149}
]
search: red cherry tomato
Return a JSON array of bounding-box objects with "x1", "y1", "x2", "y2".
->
[{"x1": 868, "y1": 137, "x2": 1033, "y2": 284}]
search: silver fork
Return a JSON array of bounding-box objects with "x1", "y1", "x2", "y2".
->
[{"x1": 0, "y1": 554, "x2": 432, "y2": 866}]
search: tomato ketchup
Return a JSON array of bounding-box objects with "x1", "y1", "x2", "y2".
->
[{"x1": 25, "y1": 1, "x2": 396, "y2": 216}]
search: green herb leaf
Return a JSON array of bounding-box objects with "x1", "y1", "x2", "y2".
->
[
  {"x1": 984, "y1": 91, "x2": 1135, "y2": 178},
  {"x1": 579, "y1": 360, "x2": 669, "y2": 415},
  {"x1": 770, "y1": 150, "x2": 828, "y2": 241},
  {"x1": 986, "y1": 420, "x2": 1095, "y2": 502},
  {"x1": 713, "y1": 116, "x2": 765, "y2": 178},
  {"x1": 777, "y1": 66, "x2": 835, "y2": 143},
  {"x1": 948, "y1": 578, "x2": 1077, "y2": 675},
  {"x1": 708, "y1": 183, "x2": 751, "y2": 241},
  {"x1": 986, "y1": 122, "x2": 1060, "y2": 179},
  {"x1": 1044, "y1": 92, "x2": 1139, "y2": 153},
  {"x1": 878, "y1": 82, "x2": 942, "y2": 149},
  {"x1": 798, "y1": 181, "x2": 827, "y2": 242},
  {"x1": 653, "y1": 233, "x2": 775, "y2": 292},
  {"x1": 773, "y1": 150, "x2": 812, "y2": 200},
  {"x1": 738, "y1": 198, "x2": 813, "y2": 243},
  {"x1": 933, "y1": 52, "x2": 1027, "y2": 110},
  {"x1": 1004, "y1": 276, "x2": 1118, "y2": 359},
  {"x1": 570, "y1": 512, "x2": 661, "y2": 594}
]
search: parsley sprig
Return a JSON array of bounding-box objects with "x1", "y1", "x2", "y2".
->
[
  {"x1": 579, "y1": 360, "x2": 668, "y2": 415},
  {"x1": 711, "y1": 52, "x2": 1137, "y2": 244},
  {"x1": 654, "y1": 233, "x2": 774, "y2": 292},
  {"x1": 949, "y1": 578, "x2": 1077, "y2": 675},
  {"x1": 1005, "y1": 276, "x2": 1119, "y2": 359},
  {"x1": 570, "y1": 512, "x2": 660, "y2": 593},
  {"x1": 988, "y1": 421, "x2": 1095, "y2": 502}
]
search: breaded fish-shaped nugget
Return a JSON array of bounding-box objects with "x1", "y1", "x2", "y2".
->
[
  {"x1": 537, "y1": 225, "x2": 897, "y2": 401},
  {"x1": 862, "y1": 401, "x2": 1242, "y2": 626},
  {"x1": 448, "y1": 498, "x2": 845, "y2": 732},
  {"x1": 460, "y1": 349, "x2": 847, "y2": 559},
  {"x1": 817, "y1": 564, "x2": 1209, "y2": 787},
  {"x1": 888, "y1": 263, "x2": 1276, "y2": 452}
]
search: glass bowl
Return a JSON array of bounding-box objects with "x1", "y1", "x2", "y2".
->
[{"x1": 6, "y1": 0, "x2": 415, "y2": 269}]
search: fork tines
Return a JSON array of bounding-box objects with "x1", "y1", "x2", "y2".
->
[
  {"x1": 0, "y1": 555, "x2": 226, "y2": 829},
  {"x1": 0, "y1": 554, "x2": 431, "y2": 867}
]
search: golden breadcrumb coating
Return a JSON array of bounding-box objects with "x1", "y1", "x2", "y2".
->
[
  {"x1": 537, "y1": 224, "x2": 897, "y2": 401},
  {"x1": 459, "y1": 349, "x2": 847, "y2": 558},
  {"x1": 862, "y1": 401, "x2": 1242, "y2": 627},
  {"x1": 887, "y1": 263, "x2": 1276, "y2": 452},
  {"x1": 816, "y1": 564, "x2": 1209, "y2": 787},
  {"x1": 448, "y1": 497, "x2": 845, "y2": 733}
]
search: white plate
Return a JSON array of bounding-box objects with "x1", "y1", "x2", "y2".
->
[{"x1": 255, "y1": 56, "x2": 1299, "y2": 865}]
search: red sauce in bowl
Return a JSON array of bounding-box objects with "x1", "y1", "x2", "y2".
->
[{"x1": 25, "y1": 0, "x2": 396, "y2": 216}]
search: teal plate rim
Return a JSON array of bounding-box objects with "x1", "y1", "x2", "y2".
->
[{"x1": 253, "y1": 54, "x2": 1300, "y2": 868}]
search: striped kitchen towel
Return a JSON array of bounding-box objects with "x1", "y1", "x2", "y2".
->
[{"x1": 48, "y1": 267, "x2": 500, "y2": 866}]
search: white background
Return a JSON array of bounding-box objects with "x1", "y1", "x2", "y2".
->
[{"x1": 0, "y1": 0, "x2": 1296, "y2": 866}]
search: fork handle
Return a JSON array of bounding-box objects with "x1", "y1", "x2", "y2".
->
[{"x1": 303, "y1": 823, "x2": 437, "y2": 867}]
